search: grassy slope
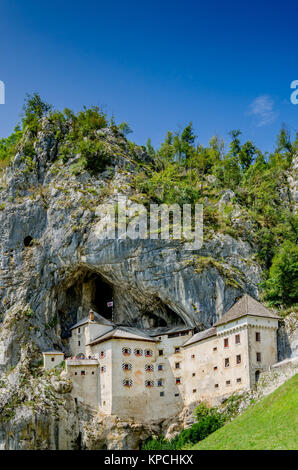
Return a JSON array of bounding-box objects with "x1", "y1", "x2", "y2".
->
[{"x1": 192, "y1": 374, "x2": 298, "y2": 450}]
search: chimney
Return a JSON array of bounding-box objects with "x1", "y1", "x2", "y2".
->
[{"x1": 89, "y1": 311, "x2": 95, "y2": 322}]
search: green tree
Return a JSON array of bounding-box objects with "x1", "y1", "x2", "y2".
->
[{"x1": 263, "y1": 241, "x2": 298, "y2": 307}]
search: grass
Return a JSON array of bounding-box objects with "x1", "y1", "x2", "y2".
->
[{"x1": 191, "y1": 374, "x2": 298, "y2": 450}]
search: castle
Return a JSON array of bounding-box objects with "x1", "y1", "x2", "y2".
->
[{"x1": 43, "y1": 294, "x2": 280, "y2": 421}]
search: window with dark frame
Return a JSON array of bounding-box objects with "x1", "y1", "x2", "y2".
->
[
  {"x1": 175, "y1": 347, "x2": 180, "y2": 353},
  {"x1": 213, "y1": 366, "x2": 218, "y2": 371},
  {"x1": 256, "y1": 332, "x2": 261, "y2": 342},
  {"x1": 176, "y1": 378, "x2": 181, "y2": 385},
  {"x1": 237, "y1": 377, "x2": 242, "y2": 383},
  {"x1": 224, "y1": 338, "x2": 229, "y2": 348},
  {"x1": 235, "y1": 334, "x2": 240, "y2": 344},
  {"x1": 175, "y1": 362, "x2": 180, "y2": 369},
  {"x1": 214, "y1": 383, "x2": 219, "y2": 388},
  {"x1": 192, "y1": 372, "x2": 196, "y2": 377},
  {"x1": 256, "y1": 352, "x2": 261, "y2": 362},
  {"x1": 159, "y1": 350, "x2": 164, "y2": 356},
  {"x1": 226, "y1": 380, "x2": 231, "y2": 386},
  {"x1": 191, "y1": 354, "x2": 195, "y2": 359},
  {"x1": 193, "y1": 389, "x2": 197, "y2": 393},
  {"x1": 158, "y1": 364, "x2": 163, "y2": 371},
  {"x1": 225, "y1": 357, "x2": 230, "y2": 368},
  {"x1": 81, "y1": 370, "x2": 85, "y2": 376},
  {"x1": 213, "y1": 347, "x2": 217, "y2": 351},
  {"x1": 236, "y1": 354, "x2": 241, "y2": 364},
  {"x1": 51, "y1": 357, "x2": 55, "y2": 362}
]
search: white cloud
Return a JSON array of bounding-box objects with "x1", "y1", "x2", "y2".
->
[{"x1": 248, "y1": 95, "x2": 278, "y2": 127}]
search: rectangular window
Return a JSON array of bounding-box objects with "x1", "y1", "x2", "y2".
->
[
  {"x1": 160, "y1": 391, "x2": 164, "y2": 397},
  {"x1": 175, "y1": 393, "x2": 179, "y2": 397},
  {"x1": 235, "y1": 334, "x2": 240, "y2": 344},
  {"x1": 225, "y1": 358, "x2": 230, "y2": 368},
  {"x1": 157, "y1": 380, "x2": 163, "y2": 387},
  {"x1": 256, "y1": 332, "x2": 261, "y2": 342},
  {"x1": 78, "y1": 341, "x2": 80, "y2": 346},
  {"x1": 159, "y1": 350, "x2": 163, "y2": 356},
  {"x1": 78, "y1": 328, "x2": 80, "y2": 334},
  {"x1": 191, "y1": 354, "x2": 195, "y2": 359},
  {"x1": 214, "y1": 383, "x2": 219, "y2": 388},
  {"x1": 192, "y1": 372, "x2": 196, "y2": 377},
  {"x1": 51, "y1": 357, "x2": 55, "y2": 362},
  {"x1": 175, "y1": 347, "x2": 180, "y2": 353},
  {"x1": 236, "y1": 354, "x2": 242, "y2": 364},
  {"x1": 158, "y1": 364, "x2": 163, "y2": 371},
  {"x1": 226, "y1": 380, "x2": 231, "y2": 386},
  {"x1": 193, "y1": 389, "x2": 197, "y2": 393},
  {"x1": 81, "y1": 371, "x2": 85, "y2": 376},
  {"x1": 256, "y1": 352, "x2": 261, "y2": 362},
  {"x1": 237, "y1": 378, "x2": 242, "y2": 383},
  {"x1": 213, "y1": 366, "x2": 218, "y2": 371},
  {"x1": 176, "y1": 378, "x2": 181, "y2": 385},
  {"x1": 224, "y1": 338, "x2": 229, "y2": 348},
  {"x1": 175, "y1": 362, "x2": 180, "y2": 369},
  {"x1": 213, "y1": 347, "x2": 217, "y2": 351}
]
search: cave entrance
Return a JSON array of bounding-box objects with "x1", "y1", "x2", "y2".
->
[{"x1": 57, "y1": 270, "x2": 114, "y2": 339}]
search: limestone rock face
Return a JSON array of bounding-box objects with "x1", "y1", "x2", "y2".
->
[{"x1": 0, "y1": 120, "x2": 296, "y2": 449}]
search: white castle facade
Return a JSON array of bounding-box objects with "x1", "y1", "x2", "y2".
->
[{"x1": 43, "y1": 294, "x2": 280, "y2": 422}]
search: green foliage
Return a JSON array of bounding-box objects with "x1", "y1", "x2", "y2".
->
[
  {"x1": 0, "y1": 126, "x2": 23, "y2": 164},
  {"x1": 22, "y1": 92, "x2": 52, "y2": 134},
  {"x1": 262, "y1": 241, "x2": 298, "y2": 307},
  {"x1": 142, "y1": 402, "x2": 225, "y2": 450},
  {"x1": 119, "y1": 121, "x2": 133, "y2": 136},
  {"x1": 79, "y1": 139, "x2": 112, "y2": 174}
]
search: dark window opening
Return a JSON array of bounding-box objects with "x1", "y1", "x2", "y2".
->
[
  {"x1": 235, "y1": 334, "x2": 240, "y2": 344},
  {"x1": 225, "y1": 358, "x2": 230, "y2": 368},
  {"x1": 256, "y1": 332, "x2": 261, "y2": 342},
  {"x1": 236, "y1": 354, "x2": 241, "y2": 364},
  {"x1": 81, "y1": 371, "x2": 85, "y2": 376},
  {"x1": 256, "y1": 352, "x2": 261, "y2": 362},
  {"x1": 224, "y1": 338, "x2": 229, "y2": 348}
]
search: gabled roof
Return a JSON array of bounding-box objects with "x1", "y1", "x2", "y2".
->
[
  {"x1": 70, "y1": 310, "x2": 114, "y2": 331},
  {"x1": 87, "y1": 326, "x2": 157, "y2": 346},
  {"x1": 183, "y1": 327, "x2": 216, "y2": 347},
  {"x1": 214, "y1": 294, "x2": 280, "y2": 327}
]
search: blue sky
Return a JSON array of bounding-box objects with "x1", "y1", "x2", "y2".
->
[{"x1": 0, "y1": 0, "x2": 297, "y2": 152}]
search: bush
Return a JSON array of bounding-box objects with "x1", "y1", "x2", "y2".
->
[{"x1": 142, "y1": 403, "x2": 225, "y2": 450}]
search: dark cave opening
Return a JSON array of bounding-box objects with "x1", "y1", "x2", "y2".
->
[
  {"x1": 24, "y1": 236, "x2": 33, "y2": 247},
  {"x1": 57, "y1": 270, "x2": 114, "y2": 339}
]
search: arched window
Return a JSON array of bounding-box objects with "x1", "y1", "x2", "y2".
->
[
  {"x1": 123, "y1": 379, "x2": 133, "y2": 387},
  {"x1": 122, "y1": 363, "x2": 132, "y2": 371},
  {"x1": 145, "y1": 380, "x2": 154, "y2": 387},
  {"x1": 145, "y1": 349, "x2": 153, "y2": 357},
  {"x1": 134, "y1": 348, "x2": 143, "y2": 357},
  {"x1": 122, "y1": 347, "x2": 131, "y2": 356},
  {"x1": 145, "y1": 364, "x2": 154, "y2": 372}
]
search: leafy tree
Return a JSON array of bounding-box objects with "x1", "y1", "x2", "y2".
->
[
  {"x1": 22, "y1": 93, "x2": 52, "y2": 133},
  {"x1": 262, "y1": 241, "x2": 298, "y2": 307},
  {"x1": 119, "y1": 121, "x2": 133, "y2": 136}
]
